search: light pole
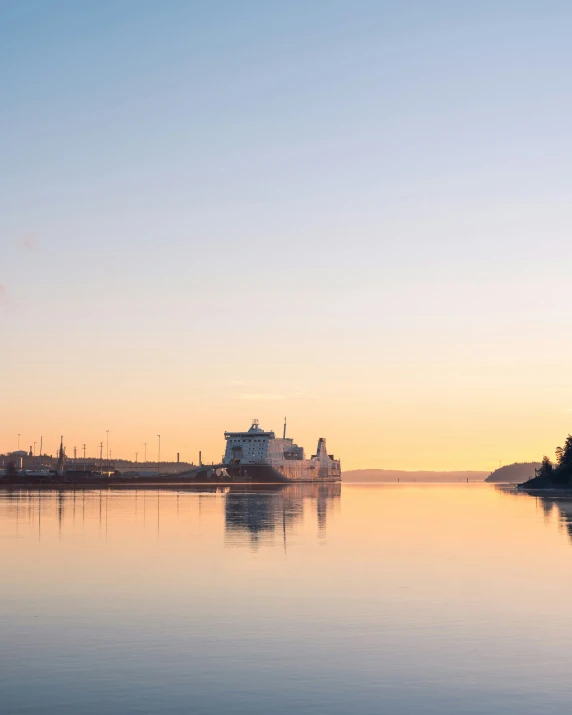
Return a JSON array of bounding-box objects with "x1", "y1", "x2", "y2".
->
[
  {"x1": 135, "y1": 452, "x2": 138, "y2": 463},
  {"x1": 106, "y1": 430, "x2": 110, "y2": 462},
  {"x1": 157, "y1": 435, "x2": 161, "y2": 476}
]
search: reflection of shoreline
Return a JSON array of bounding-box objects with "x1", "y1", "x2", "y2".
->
[
  {"x1": 225, "y1": 482, "x2": 341, "y2": 546},
  {"x1": 509, "y1": 483, "x2": 572, "y2": 543},
  {"x1": 0, "y1": 483, "x2": 341, "y2": 545},
  {"x1": 536, "y1": 496, "x2": 572, "y2": 541},
  {"x1": 0, "y1": 483, "x2": 294, "y2": 494}
]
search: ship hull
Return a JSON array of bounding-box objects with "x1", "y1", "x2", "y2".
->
[{"x1": 224, "y1": 463, "x2": 341, "y2": 483}]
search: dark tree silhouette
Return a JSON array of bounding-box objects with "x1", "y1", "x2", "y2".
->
[
  {"x1": 524, "y1": 435, "x2": 572, "y2": 488},
  {"x1": 553, "y1": 435, "x2": 572, "y2": 485},
  {"x1": 556, "y1": 435, "x2": 572, "y2": 466},
  {"x1": 535, "y1": 456, "x2": 553, "y2": 481}
]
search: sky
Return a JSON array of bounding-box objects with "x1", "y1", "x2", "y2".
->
[{"x1": 2, "y1": 1, "x2": 572, "y2": 470}]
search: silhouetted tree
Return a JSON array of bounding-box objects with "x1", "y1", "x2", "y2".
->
[
  {"x1": 554, "y1": 435, "x2": 572, "y2": 485},
  {"x1": 535, "y1": 456, "x2": 554, "y2": 481},
  {"x1": 556, "y1": 435, "x2": 572, "y2": 465}
]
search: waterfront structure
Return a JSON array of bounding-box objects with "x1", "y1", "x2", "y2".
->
[
  {"x1": 222, "y1": 420, "x2": 341, "y2": 482},
  {"x1": 1, "y1": 422, "x2": 341, "y2": 485}
]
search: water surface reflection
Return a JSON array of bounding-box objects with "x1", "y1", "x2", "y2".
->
[
  {"x1": 0, "y1": 482, "x2": 340, "y2": 548},
  {"x1": 225, "y1": 483, "x2": 340, "y2": 546},
  {"x1": 4, "y1": 484, "x2": 572, "y2": 715},
  {"x1": 534, "y1": 495, "x2": 572, "y2": 542}
]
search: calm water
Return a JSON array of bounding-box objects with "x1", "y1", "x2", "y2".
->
[{"x1": 2, "y1": 483, "x2": 572, "y2": 714}]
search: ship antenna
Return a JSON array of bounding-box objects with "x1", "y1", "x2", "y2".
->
[{"x1": 283, "y1": 416, "x2": 287, "y2": 440}]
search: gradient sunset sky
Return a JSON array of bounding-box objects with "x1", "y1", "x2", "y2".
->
[{"x1": 2, "y1": 1, "x2": 572, "y2": 469}]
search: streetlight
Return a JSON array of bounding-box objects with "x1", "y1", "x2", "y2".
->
[
  {"x1": 106, "y1": 430, "x2": 110, "y2": 462},
  {"x1": 157, "y1": 435, "x2": 161, "y2": 476}
]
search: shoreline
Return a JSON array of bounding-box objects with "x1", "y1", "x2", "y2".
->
[
  {"x1": 518, "y1": 487, "x2": 572, "y2": 496},
  {"x1": 0, "y1": 478, "x2": 342, "y2": 490}
]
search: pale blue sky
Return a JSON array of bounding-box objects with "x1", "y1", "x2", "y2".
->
[{"x1": 2, "y1": 1, "x2": 572, "y2": 467}]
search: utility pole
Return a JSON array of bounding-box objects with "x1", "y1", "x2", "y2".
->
[
  {"x1": 83, "y1": 444, "x2": 86, "y2": 459},
  {"x1": 106, "y1": 430, "x2": 110, "y2": 461},
  {"x1": 157, "y1": 435, "x2": 161, "y2": 475},
  {"x1": 39, "y1": 437, "x2": 42, "y2": 458},
  {"x1": 135, "y1": 452, "x2": 138, "y2": 463}
]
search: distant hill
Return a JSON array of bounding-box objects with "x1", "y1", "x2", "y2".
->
[
  {"x1": 343, "y1": 469, "x2": 489, "y2": 483},
  {"x1": 485, "y1": 462, "x2": 541, "y2": 483}
]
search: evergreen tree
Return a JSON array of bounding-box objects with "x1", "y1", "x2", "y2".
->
[
  {"x1": 556, "y1": 435, "x2": 572, "y2": 466},
  {"x1": 535, "y1": 456, "x2": 554, "y2": 482},
  {"x1": 554, "y1": 435, "x2": 572, "y2": 484}
]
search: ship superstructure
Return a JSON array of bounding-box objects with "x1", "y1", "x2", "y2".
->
[{"x1": 222, "y1": 419, "x2": 341, "y2": 482}]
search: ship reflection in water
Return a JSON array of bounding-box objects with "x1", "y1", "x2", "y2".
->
[
  {"x1": 0, "y1": 482, "x2": 340, "y2": 549},
  {"x1": 224, "y1": 482, "x2": 340, "y2": 547}
]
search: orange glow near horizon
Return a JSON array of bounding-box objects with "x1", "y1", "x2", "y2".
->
[{"x1": 1, "y1": 378, "x2": 568, "y2": 471}]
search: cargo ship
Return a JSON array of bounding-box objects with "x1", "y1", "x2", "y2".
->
[{"x1": 222, "y1": 419, "x2": 341, "y2": 483}]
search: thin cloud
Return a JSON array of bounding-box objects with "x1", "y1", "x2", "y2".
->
[
  {"x1": 293, "y1": 386, "x2": 310, "y2": 396},
  {"x1": 237, "y1": 393, "x2": 285, "y2": 401}
]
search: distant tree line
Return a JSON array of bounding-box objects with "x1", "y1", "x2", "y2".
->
[{"x1": 485, "y1": 462, "x2": 540, "y2": 483}]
